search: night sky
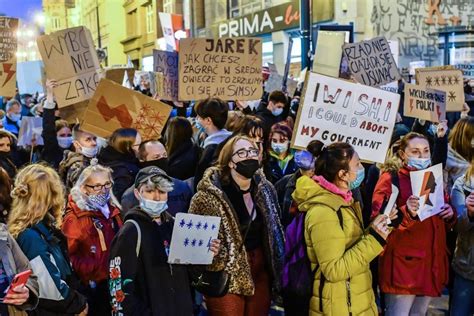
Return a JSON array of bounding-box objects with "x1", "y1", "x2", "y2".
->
[{"x1": 0, "y1": 0, "x2": 42, "y2": 22}]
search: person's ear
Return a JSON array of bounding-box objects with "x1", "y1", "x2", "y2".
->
[
  {"x1": 338, "y1": 169, "x2": 349, "y2": 182},
  {"x1": 134, "y1": 188, "x2": 140, "y2": 200},
  {"x1": 228, "y1": 159, "x2": 236, "y2": 169}
]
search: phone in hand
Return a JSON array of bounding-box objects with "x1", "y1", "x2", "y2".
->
[{"x1": 4, "y1": 270, "x2": 31, "y2": 297}]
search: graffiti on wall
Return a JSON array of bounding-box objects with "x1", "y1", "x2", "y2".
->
[{"x1": 371, "y1": 0, "x2": 474, "y2": 67}]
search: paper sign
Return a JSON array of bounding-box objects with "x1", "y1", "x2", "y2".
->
[
  {"x1": 17, "y1": 117, "x2": 44, "y2": 147},
  {"x1": 455, "y1": 63, "x2": 474, "y2": 79},
  {"x1": 409, "y1": 61, "x2": 426, "y2": 76},
  {"x1": 37, "y1": 26, "x2": 100, "y2": 108},
  {"x1": 81, "y1": 79, "x2": 172, "y2": 139},
  {"x1": 265, "y1": 63, "x2": 283, "y2": 93},
  {"x1": 168, "y1": 213, "x2": 221, "y2": 265},
  {"x1": 416, "y1": 69, "x2": 465, "y2": 112},
  {"x1": 17, "y1": 61, "x2": 45, "y2": 95},
  {"x1": 59, "y1": 100, "x2": 88, "y2": 124},
  {"x1": 105, "y1": 68, "x2": 135, "y2": 85},
  {"x1": 410, "y1": 163, "x2": 444, "y2": 221},
  {"x1": 343, "y1": 36, "x2": 401, "y2": 87},
  {"x1": 178, "y1": 37, "x2": 263, "y2": 101},
  {"x1": 291, "y1": 72, "x2": 400, "y2": 164},
  {"x1": 403, "y1": 83, "x2": 446, "y2": 123},
  {"x1": 153, "y1": 50, "x2": 179, "y2": 101},
  {"x1": 0, "y1": 17, "x2": 19, "y2": 97},
  {"x1": 313, "y1": 31, "x2": 345, "y2": 78},
  {"x1": 383, "y1": 184, "x2": 399, "y2": 225}
]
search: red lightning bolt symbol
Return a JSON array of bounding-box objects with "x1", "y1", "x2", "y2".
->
[
  {"x1": 96, "y1": 96, "x2": 133, "y2": 127},
  {"x1": 2, "y1": 63, "x2": 15, "y2": 87},
  {"x1": 436, "y1": 105, "x2": 441, "y2": 120},
  {"x1": 409, "y1": 99, "x2": 414, "y2": 112}
]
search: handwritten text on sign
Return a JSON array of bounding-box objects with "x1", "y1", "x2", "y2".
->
[
  {"x1": 37, "y1": 26, "x2": 100, "y2": 108},
  {"x1": 178, "y1": 38, "x2": 262, "y2": 101},
  {"x1": 291, "y1": 73, "x2": 400, "y2": 164},
  {"x1": 343, "y1": 36, "x2": 401, "y2": 87},
  {"x1": 0, "y1": 17, "x2": 18, "y2": 97},
  {"x1": 403, "y1": 83, "x2": 446, "y2": 123},
  {"x1": 153, "y1": 50, "x2": 179, "y2": 101}
]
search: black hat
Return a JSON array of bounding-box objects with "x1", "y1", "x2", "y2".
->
[{"x1": 134, "y1": 166, "x2": 172, "y2": 188}]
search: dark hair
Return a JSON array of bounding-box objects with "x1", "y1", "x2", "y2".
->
[
  {"x1": 166, "y1": 117, "x2": 193, "y2": 157},
  {"x1": 0, "y1": 167, "x2": 12, "y2": 223},
  {"x1": 217, "y1": 135, "x2": 257, "y2": 185},
  {"x1": 269, "y1": 90, "x2": 288, "y2": 105},
  {"x1": 235, "y1": 115, "x2": 264, "y2": 138},
  {"x1": 398, "y1": 132, "x2": 429, "y2": 157},
  {"x1": 313, "y1": 141, "x2": 355, "y2": 183},
  {"x1": 55, "y1": 120, "x2": 70, "y2": 133},
  {"x1": 269, "y1": 122, "x2": 293, "y2": 142},
  {"x1": 195, "y1": 98, "x2": 229, "y2": 130},
  {"x1": 109, "y1": 128, "x2": 138, "y2": 154}
]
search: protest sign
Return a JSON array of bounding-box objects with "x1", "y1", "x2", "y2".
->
[
  {"x1": 291, "y1": 72, "x2": 400, "y2": 164},
  {"x1": 17, "y1": 61, "x2": 45, "y2": 94},
  {"x1": 409, "y1": 61, "x2": 426, "y2": 76},
  {"x1": 265, "y1": 64, "x2": 282, "y2": 93},
  {"x1": 37, "y1": 26, "x2": 100, "y2": 108},
  {"x1": 416, "y1": 68, "x2": 464, "y2": 112},
  {"x1": 81, "y1": 79, "x2": 172, "y2": 139},
  {"x1": 410, "y1": 163, "x2": 444, "y2": 221},
  {"x1": 59, "y1": 100, "x2": 88, "y2": 124},
  {"x1": 403, "y1": 83, "x2": 446, "y2": 123},
  {"x1": 455, "y1": 63, "x2": 474, "y2": 79},
  {"x1": 168, "y1": 213, "x2": 221, "y2": 265},
  {"x1": 17, "y1": 117, "x2": 44, "y2": 147},
  {"x1": 383, "y1": 184, "x2": 399, "y2": 225},
  {"x1": 178, "y1": 37, "x2": 262, "y2": 101},
  {"x1": 313, "y1": 31, "x2": 345, "y2": 78},
  {"x1": 0, "y1": 17, "x2": 18, "y2": 97},
  {"x1": 342, "y1": 36, "x2": 401, "y2": 87},
  {"x1": 153, "y1": 50, "x2": 179, "y2": 101},
  {"x1": 105, "y1": 68, "x2": 135, "y2": 85}
]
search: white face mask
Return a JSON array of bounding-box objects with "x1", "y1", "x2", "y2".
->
[
  {"x1": 8, "y1": 113, "x2": 21, "y2": 122},
  {"x1": 139, "y1": 194, "x2": 168, "y2": 217},
  {"x1": 57, "y1": 136, "x2": 73, "y2": 149},
  {"x1": 81, "y1": 145, "x2": 98, "y2": 158}
]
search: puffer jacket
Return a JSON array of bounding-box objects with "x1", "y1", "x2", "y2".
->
[
  {"x1": 293, "y1": 175, "x2": 384, "y2": 316},
  {"x1": 451, "y1": 174, "x2": 474, "y2": 281},
  {"x1": 188, "y1": 167, "x2": 285, "y2": 300}
]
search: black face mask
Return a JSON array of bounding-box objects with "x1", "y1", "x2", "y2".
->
[
  {"x1": 140, "y1": 158, "x2": 169, "y2": 173},
  {"x1": 234, "y1": 159, "x2": 260, "y2": 179},
  {"x1": 0, "y1": 151, "x2": 12, "y2": 159}
]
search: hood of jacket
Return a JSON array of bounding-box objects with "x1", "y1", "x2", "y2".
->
[
  {"x1": 98, "y1": 145, "x2": 139, "y2": 165},
  {"x1": 292, "y1": 175, "x2": 351, "y2": 213},
  {"x1": 203, "y1": 129, "x2": 232, "y2": 148}
]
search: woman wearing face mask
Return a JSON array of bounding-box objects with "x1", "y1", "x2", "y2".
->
[
  {"x1": 292, "y1": 142, "x2": 394, "y2": 315},
  {"x1": 371, "y1": 132, "x2": 455, "y2": 315},
  {"x1": 264, "y1": 122, "x2": 297, "y2": 184},
  {"x1": 189, "y1": 135, "x2": 285, "y2": 316},
  {"x1": 62, "y1": 164, "x2": 122, "y2": 316},
  {"x1": 98, "y1": 128, "x2": 141, "y2": 200}
]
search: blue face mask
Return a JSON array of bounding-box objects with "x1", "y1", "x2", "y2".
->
[
  {"x1": 195, "y1": 119, "x2": 206, "y2": 133},
  {"x1": 272, "y1": 107, "x2": 284, "y2": 117},
  {"x1": 348, "y1": 168, "x2": 365, "y2": 190},
  {"x1": 139, "y1": 194, "x2": 168, "y2": 218},
  {"x1": 87, "y1": 191, "x2": 110, "y2": 208},
  {"x1": 271, "y1": 141, "x2": 288, "y2": 155},
  {"x1": 407, "y1": 157, "x2": 431, "y2": 170}
]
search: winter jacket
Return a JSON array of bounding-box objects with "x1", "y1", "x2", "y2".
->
[
  {"x1": 274, "y1": 171, "x2": 301, "y2": 228},
  {"x1": 371, "y1": 166, "x2": 455, "y2": 296},
  {"x1": 0, "y1": 152, "x2": 16, "y2": 179},
  {"x1": 188, "y1": 167, "x2": 285, "y2": 300},
  {"x1": 62, "y1": 193, "x2": 122, "y2": 286},
  {"x1": 2, "y1": 116, "x2": 20, "y2": 137},
  {"x1": 451, "y1": 174, "x2": 474, "y2": 281},
  {"x1": 121, "y1": 177, "x2": 192, "y2": 217},
  {"x1": 293, "y1": 175, "x2": 384, "y2": 316},
  {"x1": 98, "y1": 146, "x2": 140, "y2": 200},
  {"x1": 0, "y1": 223, "x2": 39, "y2": 314},
  {"x1": 109, "y1": 208, "x2": 193, "y2": 316},
  {"x1": 167, "y1": 139, "x2": 200, "y2": 181},
  {"x1": 264, "y1": 151, "x2": 298, "y2": 184},
  {"x1": 41, "y1": 109, "x2": 68, "y2": 169},
  {"x1": 16, "y1": 220, "x2": 87, "y2": 315},
  {"x1": 58, "y1": 151, "x2": 91, "y2": 194},
  {"x1": 444, "y1": 145, "x2": 470, "y2": 193}
]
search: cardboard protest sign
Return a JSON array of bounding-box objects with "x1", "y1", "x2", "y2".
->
[
  {"x1": 403, "y1": 83, "x2": 446, "y2": 123},
  {"x1": 416, "y1": 69, "x2": 464, "y2": 112},
  {"x1": 342, "y1": 36, "x2": 401, "y2": 87},
  {"x1": 17, "y1": 61, "x2": 45, "y2": 94},
  {"x1": 81, "y1": 79, "x2": 172, "y2": 139},
  {"x1": 105, "y1": 68, "x2": 135, "y2": 85},
  {"x1": 168, "y1": 213, "x2": 221, "y2": 265},
  {"x1": 410, "y1": 163, "x2": 444, "y2": 221},
  {"x1": 17, "y1": 117, "x2": 44, "y2": 147},
  {"x1": 313, "y1": 31, "x2": 345, "y2": 78},
  {"x1": 153, "y1": 50, "x2": 179, "y2": 101},
  {"x1": 0, "y1": 17, "x2": 19, "y2": 97},
  {"x1": 178, "y1": 37, "x2": 262, "y2": 101},
  {"x1": 59, "y1": 100, "x2": 88, "y2": 124},
  {"x1": 37, "y1": 26, "x2": 100, "y2": 108},
  {"x1": 291, "y1": 72, "x2": 400, "y2": 164}
]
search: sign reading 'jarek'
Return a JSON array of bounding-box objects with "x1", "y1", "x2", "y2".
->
[
  {"x1": 0, "y1": 17, "x2": 19, "y2": 97},
  {"x1": 291, "y1": 73, "x2": 400, "y2": 164},
  {"x1": 403, "y1": 84, "x2": 446, "y2": 123},
  {"x1": 342, "y1": 36, "x2": 401, "y2": 87},
  {"x1": 37, "y1": 26, "x2": 100, "y2": 108},
  {"x1": 81, "y1": 79, "x2": 172, "y2": 139},
  {"x1": 153, "y1": 50, "x2": 178, "y2": 101},
  {"x1": 178, "y1": 38, "x2": 262, "y2": 101},
  {"x1": 416, "y1": 69, "x2": 465, "y2": 112}
]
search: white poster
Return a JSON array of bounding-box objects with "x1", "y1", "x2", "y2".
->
[
  {"x1": 17, "y1": 117, "x2": 44, "y2": 147},
  {"x1": 168, "y1": 213, "x2": 221, "y2": 265},
  {"x1": 17, "y1": 61, "x2": 44, "y2": 95},
  {"x1": 291, "y1": 73, "x2": 400, "y2": 164},
  {"x1": 410, "y1": 163, "x2": 444, "y2": 221}
]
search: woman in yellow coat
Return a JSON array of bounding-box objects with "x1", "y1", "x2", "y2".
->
[{"x1": 292, "y1": 142, "x2": 395, "y2": 315}]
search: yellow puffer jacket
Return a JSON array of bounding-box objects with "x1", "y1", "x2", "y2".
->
[{"x1": 292, "y1": 176, "x2": 384, "y2": 316}]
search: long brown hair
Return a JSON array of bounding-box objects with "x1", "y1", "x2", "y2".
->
[
  {"x1": 166, "y1": 117, "x2": 193, "y2": 157},
  {"x1": 0, "y1": 168, "x2": 12, "y2": 222},
  {"x1": 109, "y1": 128, "x2": 138, "y2": 154},
  {"x1": 449, "y1": 117, "x2": 474, "y2": 163},
  {"x1": 217, "y1": 135, "x2": 257, "y2": 185}
]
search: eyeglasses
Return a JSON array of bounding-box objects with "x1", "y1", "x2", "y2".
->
[
  {"x1": 85, "y1": 182, "x2": 112, "y2": 192},
  {"x1": 233, "y1": 148, "x2": 259, "y2": 159}
]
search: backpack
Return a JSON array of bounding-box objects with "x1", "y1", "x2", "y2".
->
[{"x1": 282, "y1": 206, "x2": 343, "y2": 301}]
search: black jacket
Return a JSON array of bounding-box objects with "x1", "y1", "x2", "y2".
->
[
  {"x1": 263, "y1": 154, "x2": 298, "y2": 184},
  {"x1": 0, "y1": 152, "x2": 16, "y2": 179},
  {"x1": 98, "y1": 146, "x2": 140, "y2": 200},
  {"x1": 41, "y1": 108, "x2": 68, "y2": 169},
  {"x1": 274, "y1": 170, "x2": 301, "y2": 229},
  {"x1": 108, "y1": 208, "x2": 193, "y2": 316},
  {"x1": 168, "y1": 139, "x2": 200, "y2": 181}
]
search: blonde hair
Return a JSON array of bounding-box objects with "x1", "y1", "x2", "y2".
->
[{"x1": 8, "y1": 164, "x2": 65, "y2": 238}]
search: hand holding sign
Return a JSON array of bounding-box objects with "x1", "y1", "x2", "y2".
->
[{"x1": 410, "y1": 163, "x2": 444, "y2": 221}]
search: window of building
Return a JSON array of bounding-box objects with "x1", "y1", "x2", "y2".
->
[
  {"x1": 126, "y1": 9, "x2": 137, "y2": 36},
  {"x1": 163, "y1": 0, "x2": 173, "y2": 13},
  {"x1": 51, "y1": 16, "x2": 61, "y2": 30},
  {"x1": 146, "y1": 4, "x2": 154, "y2": 34},
  {"x1": 228, "y1": 0, "x2": 263, "y2": 18}
]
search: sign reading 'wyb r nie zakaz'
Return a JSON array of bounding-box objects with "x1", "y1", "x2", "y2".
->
[{"x1": 178, "y1": 37, "x2": 262, "y2": 101}]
